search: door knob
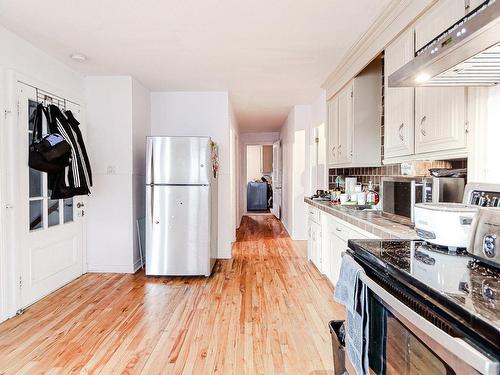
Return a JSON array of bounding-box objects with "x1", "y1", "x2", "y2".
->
[{"x1": 77, "y1": 202, "x2": 85, "y2": 208}]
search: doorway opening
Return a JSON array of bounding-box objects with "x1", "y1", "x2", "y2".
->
[
  {"x1": 246, "y1": 144, "x2": 273, "y2": 214},
  {"x1": 243, "y1": 140, "x2": 281, "y2": 218}
]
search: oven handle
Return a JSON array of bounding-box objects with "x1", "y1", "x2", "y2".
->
[{"x1": 359, "y1": 273, "x2": 499, "y2": 375}]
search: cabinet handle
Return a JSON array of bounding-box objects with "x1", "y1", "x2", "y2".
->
[
  {"x1": 420, "y1": 116, "x2": 427, "y2": 136},
  {"x1": 336, "y1": 227, "x2": 342, "y2": 232},
  {"x1": 332, "y1": 146, "x2": 335, "y2": 155},
  {"x1": 338, "y1": 144, "x2": 342, "y2": 155},
  {"x1": 398, "y1": 123, "x2": 404, "y2": 141}
]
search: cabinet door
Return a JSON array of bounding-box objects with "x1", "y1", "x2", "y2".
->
[
  {"x1": 384, "y1": 28, "x2": 415, "y2": 158},
  {"x1": 309, "y1": 221, "x2": 322, "y2": 269},
  {"x1": 327, "y1": 96, "x2": 339, "y2": 165},
  {"x1": 415, "y1": 87, "x2": 466, "y2": 154},
  {"x1": 415, "y1": 0, "x2": 465, "y2": 51},
  {"x1": 329, "y1": 233, "x2": 347, "y2": 286},
  {"x1": 337, "y1": 82, "x2": 353, "y2": 163},
  {"x1": 321, "y1": 229, "x2": 331, "y2": 278},
  {"x1": 467, "y1": 0, "x2": 486, "y2": 11}
]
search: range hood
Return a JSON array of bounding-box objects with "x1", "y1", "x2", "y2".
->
[{"x1": 389, "y1": 0, "x2": 500, "y2": 87}]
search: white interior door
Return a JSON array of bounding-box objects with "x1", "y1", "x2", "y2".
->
[
  {"x1": 271, "y1": 140, "x2": 282, "y2": 219},
  {"x1": 17, "y1": 83, "x2": 85, "y2": 309}
]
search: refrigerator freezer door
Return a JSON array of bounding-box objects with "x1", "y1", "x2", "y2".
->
[
  {"x1": 146, "y1": 136, "x2": 211, "y2": 185},
  {"x1": 146, "y1": 185, "x2": 212, "y2": 276}
]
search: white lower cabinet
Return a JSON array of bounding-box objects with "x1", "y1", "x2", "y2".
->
[
  {"x1": 327, "y1": 229, "x2": 346, "y2": 285},
  {"x1": 308, "y1": 220, "x2": 322, "y2": 268},
  {"x1": 307, "y1": 207, "x2": 322, "y2": 270},
  {"x1": 307, "y1": 207, "x2": 380, "y2": 286}
]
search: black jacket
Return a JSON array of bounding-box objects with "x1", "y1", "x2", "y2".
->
[{"x1": 47, "y1": 105, "x2": 92, "y2": 198}]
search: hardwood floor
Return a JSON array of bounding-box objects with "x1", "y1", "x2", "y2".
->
[{"x1": 0, "y1": 215, "x2": 345, "y2": 374}]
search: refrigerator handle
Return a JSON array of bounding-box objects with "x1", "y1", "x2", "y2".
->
[
  {"x1": 149, "y1": 186, "x2": 155, "y2": 224},
  {"x1": 150, "y1": 141, "x2": 154, "y2": 184}
]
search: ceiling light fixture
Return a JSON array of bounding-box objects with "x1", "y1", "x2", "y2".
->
[
  {"x1": 415, "y1": 72, "x2": 431, "y2": 83},
  {"x1": 70, "y1": 53, "x2": 88, "y2": 62}
]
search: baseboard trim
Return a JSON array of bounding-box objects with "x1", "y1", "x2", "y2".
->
[
  {"x1": 87, "y1": 264, "x2": 136, "y2": 274},
  {"x1": 133, "y1": 258, "x2": 144, "y2": 273}
]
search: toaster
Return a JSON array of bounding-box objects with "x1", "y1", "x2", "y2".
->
[{"x1": 468, "y1": 207, "x2": 500, "y2": 264}]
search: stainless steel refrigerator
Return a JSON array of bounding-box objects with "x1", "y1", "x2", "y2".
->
[{"x1": 145, "y1": 136, "x2": 218, "y2": 276}]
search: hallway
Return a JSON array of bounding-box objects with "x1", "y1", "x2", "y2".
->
[{"x1": 0, "y1": 215, "x2": 344, "y2": 374}]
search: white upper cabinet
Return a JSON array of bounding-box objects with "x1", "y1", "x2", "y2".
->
[
  {"x1": 384, "y1": 28, "x2": 415, "y2": 159},
  {"x1": 327, "y1": 96, "x2": 339, "y2": 165},
  {"x1": 413, "y1": 0, "x2": 467, "y2": 157},
  {"x1": 414, "y1": 87, "x2": 466, "y2": 154},
  {"x1": 415, "y1": 0, "x2": 465, "y2": 51},
  {"x1": 467, "y1": 0, "x2": 487, "y2": 11},
  {"x1": 327, "y1": 58, "x2": 382, "y2": 167},
  {"x1": 337, "y1": 82, "x2": 353, "y2": 164}
]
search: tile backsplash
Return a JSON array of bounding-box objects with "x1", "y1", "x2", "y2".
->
[{"x1": 328, "y1": 159, "x2": 467, "y2": 190}]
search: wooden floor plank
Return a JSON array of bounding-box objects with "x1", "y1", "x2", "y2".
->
[{"x1": 0, "y1": 215, "x2": 345, "y2": 374}]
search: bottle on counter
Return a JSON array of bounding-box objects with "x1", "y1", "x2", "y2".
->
[
  {"x1": 366, "y1": 181, "x2": 379, "y2": 205},
  {"x1": 331, "y1": 176, "x2": 343, "y2": 203}
]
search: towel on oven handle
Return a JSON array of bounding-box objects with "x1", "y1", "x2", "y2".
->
[{"x1": 334, "y1": 254, "x2": 370, "y2": 375}]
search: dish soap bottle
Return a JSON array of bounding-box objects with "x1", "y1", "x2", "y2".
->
[{"x1": 366, "y1": 181, "x2": 379, "y2": 205}]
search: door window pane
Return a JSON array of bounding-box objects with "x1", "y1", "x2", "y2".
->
[
  {"x1": 47, "y1": 173, "x2": 55, "y2": 199},
  {"x1": 48, "y1": 199, "x2": 60, "y2": 227},
  {"x1": 63, "y1": 198, "x2": 73, "y2": 223},
  {"x1": 29, "y1": 200, "x2": 43, "y2": 230},
  {"x1": 28, "y1": 100, "x2": 37, "y2": 131},
  {"x1": 29, "y1": 168, "x2": 43, "y2": 198}
]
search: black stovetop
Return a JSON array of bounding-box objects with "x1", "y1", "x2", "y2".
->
[{"x1": 348, "y1": 239, "x2": 500, "y2": 353}]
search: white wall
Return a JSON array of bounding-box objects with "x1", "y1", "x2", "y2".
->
[
  {"x1": 150, "y1": 91, "x2": 235, "y2": 258},
  {"x1": 131, "y1": 79, "x2": 151, "y2": 268},
  {"x1": 246, "y1": 145, "x2": 263, "y2": 182},
  {"x1": 229, "y1": 101, "x2": 240, "y2": 233},
  {"x1": 309, "y1": 91, "x2": 328, "y2": 193},
  {"x1": 85, "y1": 76, "x2": 150, "y2": 273},
  {"x1": 280, "y1": 106, "x2": 311, "y2": 240},
  {"x1": 85, "y1": 76, "x2": 133, "y2": 273},
  {"x1": 0, "y1": 25, "x2": 84, "y2": 321}
]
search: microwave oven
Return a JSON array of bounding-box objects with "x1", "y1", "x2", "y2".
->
[{"x1": 381, "y1": 176, "x2": 465, "y2": 225}]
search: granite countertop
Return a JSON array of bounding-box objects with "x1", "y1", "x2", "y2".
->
[
  {"x1": 304, "y1": 197, "x2": 417, "y2": 239},
  {"x1": 348, "y1": 239, "x2": 500, "y2": 353}
]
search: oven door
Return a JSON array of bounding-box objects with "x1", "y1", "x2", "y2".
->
[{"x1": 360, "y1": 274, "x2": 499, "y2": 375}]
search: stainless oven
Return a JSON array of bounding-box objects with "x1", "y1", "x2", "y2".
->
[
  {"x1": 381, "y1": 176, "x2": 464, "y2": 224},
  {"x1": 361, "y1": 274, "x2": 496, "y2": 375}
]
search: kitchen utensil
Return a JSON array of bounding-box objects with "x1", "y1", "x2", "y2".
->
[
  {"x1": 340, "y1": 194, "x2": 348, "y2": 205},
  {"x1": 357, "y1": 193, "x2": 366, "y2": 205},
  {"x1": 345, "y1": 178, "x2": 357, "y2": 196},
  {"x1": 414, "y1": 203, "x2": 479, "y2": 249}
]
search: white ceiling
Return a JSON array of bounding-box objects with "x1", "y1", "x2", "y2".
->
[{"x1": 0, "y1": 0, "x2": 391, "y2": 132}]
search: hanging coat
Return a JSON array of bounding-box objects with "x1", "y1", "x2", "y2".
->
[
  {"x1": 65, "y1": 109, "x2": 93, "y2": 187},
  {"x1": 47, "y1": 105, "x2": 92, "y2": 198}
]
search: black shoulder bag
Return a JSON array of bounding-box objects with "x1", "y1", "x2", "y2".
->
[{"x1": 28, "y1": 104, "x2": 71, "y2": 173}]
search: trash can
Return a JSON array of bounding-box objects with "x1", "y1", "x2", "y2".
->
[{"x1": 329, "y1": 320, "x2": 346, "y2": 375}]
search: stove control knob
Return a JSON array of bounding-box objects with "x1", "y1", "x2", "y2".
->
[
  {"x1": 483, "y1": 234, "x2": 497, "y2": 258},
  {"x1": 482, "y1": 283, "x2": 495, "y2": 302}
]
